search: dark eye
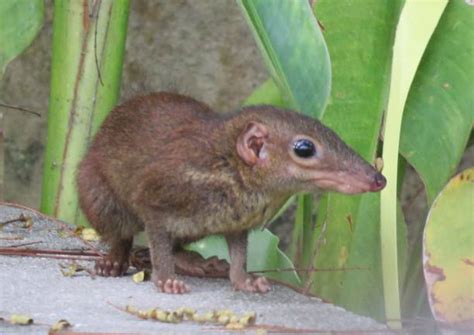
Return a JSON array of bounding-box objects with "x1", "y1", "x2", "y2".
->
[{"x1": 293, "y1": 139, "x2": 316, "y2": 158}]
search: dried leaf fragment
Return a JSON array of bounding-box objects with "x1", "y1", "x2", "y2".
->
[
  {"x1": 176, "y1": 307, "x2": 195, "y2": 319},
  {"x1": 202, "y1": 311, "x2": 216, "y2": 322},
  {"x1": 10, "y1": 314, "x2": 33, "y2": 325},
  {"x1": 132, "y1": 271, "x2": 146, "y2": 283},
  {"x1": 124, "y1": 306, "x2": 184, "y2": 324},
  {"x1": 226, "y1": 322, "x2": 245, "y2": 329},
  {"x1": 145, "y1": 309, "x2": 156, "y2": 319},
  {"x1": 229, "y1": 315, "x2": 239, "y2": 324},
  {"x1": 122, "y1": 304, "x2": 257, "y2": 328},
  {"x1": 192, "y1": 313, "x2": 207, "y2": 323},
  {"x1": 154, "y1": 310, "x2": 169, "y2": 322},
  {"x1": 60, "y1": 263, "x2": 78, "y2": 277},
  {"x1": 166, "y1": 312, "x2": 181, "y2": 323},
  {"x1": 125, "y1": 305, "x2": 138, "y2": 314},
  {"x1": 21, "y1": 216, "x2": 33, "y2": 229},
  {"x1": 0, "y1": 214, "x2": 33, "y2": 229},
  {"x1": 217, "y1": 315, "x2": 230, "y2": 324},
  {"x1": 216, "y1": 309, "x2": 233, "y2": 317},
  {"x1": 137, "y1": 309, "x2": 149, "y2": 319},
  {"x1": 50, "y1": 319, "x2": 72, "y2": 332},
  {"x1": 375, "y1": 157, "x2": 384, "y2": 172},
  {"x1": 81, "y1": 228, "x2": 100, "y2": 241},
  {"x1": 239, "y1": 312, "x2": 256, "y2": 326}
]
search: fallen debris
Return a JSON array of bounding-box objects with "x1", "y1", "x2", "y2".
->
[{"x1": 121, "y1": 304, "x2": 257, "y2": 329}]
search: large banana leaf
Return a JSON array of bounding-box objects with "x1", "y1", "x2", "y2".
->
[
  {"x1": 0, "y1": 0, "x2": 44, "y2": 76},
  {"x1": 243, "y1": 79, "x2": 290, "y2": 109},
  {"x1": 337, "y1": 194, "x2": 408, "y2": 320},
  {"x1": 423, "y1": 168, "x2": 474, "y2": 326},
  {"x1": 237, "y1": 0, "x2": 330, "y2": 117},
  {"x1": 309, "y1": 0, "x2": 402, "y2": 317},
  {"x1": 399, "y1": 0, "x2": 474, "y2": 204}
]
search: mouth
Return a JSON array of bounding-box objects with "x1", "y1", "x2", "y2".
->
[{"x1": 311, "y1": 171, "x2": 386, "y2": 194}]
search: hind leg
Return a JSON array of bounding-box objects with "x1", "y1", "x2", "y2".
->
[{"x1": 77, "y1": 159, "x2": 141, "y2": 277}]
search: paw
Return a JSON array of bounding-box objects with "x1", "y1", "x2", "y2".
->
[
  {"x1": 233, "y1": 276, "x2": 271, "y2": 293},
  {"x1": 156, "y1": 278, "x2": 190, "y2": 294},
  {"x1": 95, "y1": 258, "x2": 129, "y2": 277}
]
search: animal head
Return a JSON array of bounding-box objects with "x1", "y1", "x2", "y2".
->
[{"x1": 233, "y1": 106, "x2": 386, "y2": 195}]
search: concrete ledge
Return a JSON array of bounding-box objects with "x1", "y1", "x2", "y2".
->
[{"x1": 0, "y1": 204, "x2": 386, "y2": 334}]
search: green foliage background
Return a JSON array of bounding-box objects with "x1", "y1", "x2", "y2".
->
[{"x1": 1, "y1": 0, "x2": 472, "y2": 326}]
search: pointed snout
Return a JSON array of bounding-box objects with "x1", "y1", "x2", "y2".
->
[{"x1": 370, "y1": 172, "x2": 387, "y2": 192}]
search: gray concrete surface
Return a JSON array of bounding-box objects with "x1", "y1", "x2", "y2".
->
[{"x1": 0, "y1": 204, "x2": 387, "y2": 334}]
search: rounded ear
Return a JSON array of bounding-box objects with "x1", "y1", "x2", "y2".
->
[{"x1": 236, "y1": 122, "x2": 269, "y2": 166}]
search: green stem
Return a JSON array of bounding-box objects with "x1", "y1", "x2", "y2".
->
[
  {"x1": 41, "y1": 0, "x2": 130, "y2": 224},
  {"x1": 380, "y1": 0, "x2": 447, "y2": 328},
  {"x1": 289, "y1": 193, "x2": 314, "y2": 280}
]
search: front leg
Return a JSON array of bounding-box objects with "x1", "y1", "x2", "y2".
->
[
  {"x1": 225, "y1": 231, "x2": 271, "y2": 293},
  {"x1": 96, "y1": 237, "x2": 133, "y2": 277},
  {"x1": 145, "y1": 222, "x2": 189, "y2": 294}
]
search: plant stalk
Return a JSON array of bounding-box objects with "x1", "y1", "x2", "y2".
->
[
  {"x1": 41, "y1": 0, "x2": 130, "y2": 224},
  {"x1": 380, "y1": 0, "x2": 447, "y2": 328}
]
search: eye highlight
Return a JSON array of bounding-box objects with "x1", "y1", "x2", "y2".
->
[{"x1": 293, "y1": 139, "x2": 316, "y2": 158}]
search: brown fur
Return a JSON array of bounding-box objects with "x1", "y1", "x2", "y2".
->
[{"x1": 76, "y1": 92, "x2": 385, "y2": 293}]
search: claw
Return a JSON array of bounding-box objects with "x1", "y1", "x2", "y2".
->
[
  {"x1": 233, "y1": 276, "x2": 271, "y2": 293},
  {"x1": 157, "y1": 278, "x2": 190, "y2": 294},
  {"x1": 95, "y1": 258, "x2": 129, "y2": 277}
]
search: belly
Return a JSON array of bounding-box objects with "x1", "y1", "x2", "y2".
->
[{"x1": 166, "y1": 194, "x2": 289, "y2": 239}]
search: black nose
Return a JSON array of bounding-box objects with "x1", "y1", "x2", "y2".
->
[{"x1": 371, "y1": 172, "x2": 386, "y2": 191}]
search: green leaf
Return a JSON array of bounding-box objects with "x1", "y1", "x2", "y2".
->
[
  {"x1": 399, "y1": 0, "x2": 474, "y2": 204},
  {"x1": 423, "y1": 168, "x2": 474, "y2": 325},
  {"x1": 0, "y1": 0, "x2": 44, "y2": 76},
  {"x1": 186, "y1": 229, "x2": 301, "y2": 287},
  {"x1": 337, "y1": 193, "x2": 408, "y2": 320},
  {"x1": 401, "y1": 238, "x2": 432, "y2": 321},
  {"x1": 308, "y1": 0, "x2": 402, "y2": 316},
  {"x1": 185, "y1": 235, "x2": 230, "y2": 262},
  {"x1": 237, "y1": 0, "x2": 331, "y2": 117},
  {"x1": 248, "y1": 229, "x2": 301, "y2": 286},
  {"x1": 242, "y1": 79, "x2": 290, "y2": 108}
]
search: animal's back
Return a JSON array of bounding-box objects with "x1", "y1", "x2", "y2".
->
[
  {"x1": 92, "y1": 92, "x2": 216, "y2": 159},
  {"x1": 82, "y1": 92, "x2": 217, "y2": 193}
]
